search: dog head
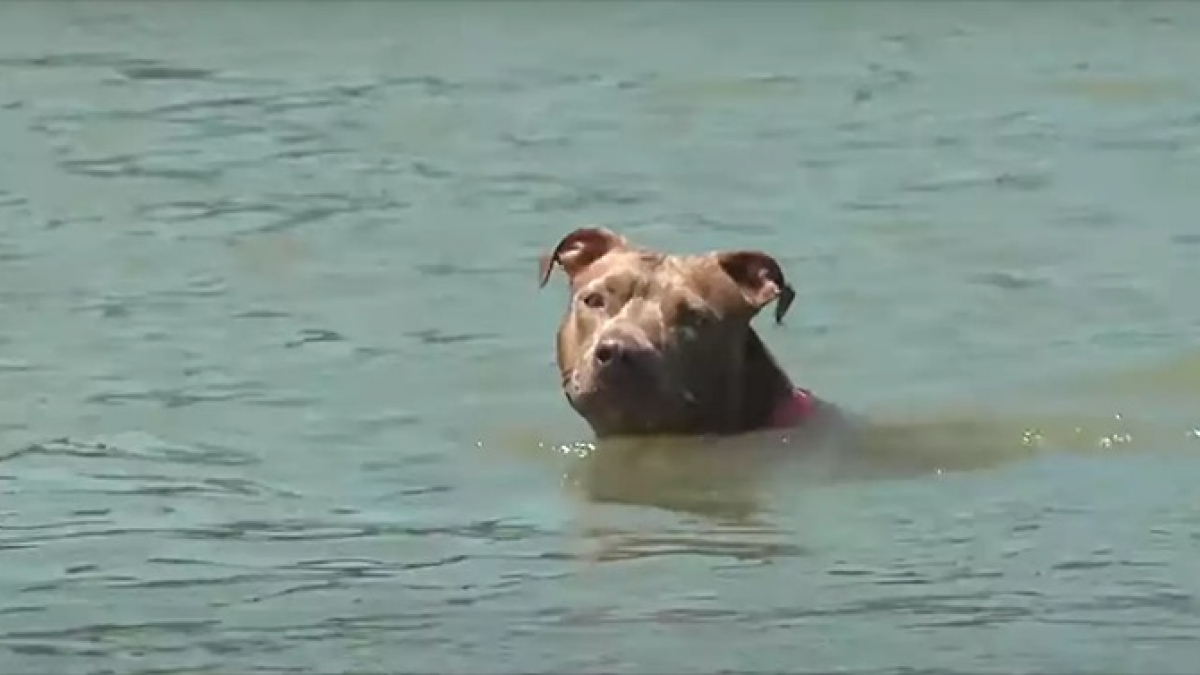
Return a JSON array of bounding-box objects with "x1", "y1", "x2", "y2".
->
[{"x1": 538, "y1": 226, "x2": 795, "y2": 437}]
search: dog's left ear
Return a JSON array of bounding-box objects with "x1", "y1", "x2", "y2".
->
[{"x1": 717, "y1": 250, "x2": 796, "y2": 324}]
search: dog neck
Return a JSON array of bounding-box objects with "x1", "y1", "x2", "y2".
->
[{"x1": 737, "y1": 329, "x2": 807, "y2": 431}]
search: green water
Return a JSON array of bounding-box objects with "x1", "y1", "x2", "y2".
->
[{"x1": 2, "y1": 2, "x2": 1200, "y2": 673}]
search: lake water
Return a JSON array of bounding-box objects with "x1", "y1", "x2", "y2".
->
[{"x1": 3, "y1": 2, "x2": 1200, "y2": 673}]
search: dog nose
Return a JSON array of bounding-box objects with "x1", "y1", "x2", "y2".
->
[
  {"x1": 594, "y1": 337, "x2": 653, "y2": 368},
  {"x1": 594, "y1": 339, "x2": 623, "y2": 365}
]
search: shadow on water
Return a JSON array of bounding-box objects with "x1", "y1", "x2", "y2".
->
[{"x1": 501, "y1": 349, "x2": 1200, "y2": 524}]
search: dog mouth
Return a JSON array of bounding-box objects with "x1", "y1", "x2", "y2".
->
[
  {"x1": 561, "y1": 364, "x2": 696, "y2": 434},
  {"x1": 564, "y1": 359, "x2": 655, "y2": 399}
]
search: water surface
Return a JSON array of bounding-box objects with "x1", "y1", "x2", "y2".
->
[{"x1": 2, "y1": 2, "x2": 1200, "y2": 673}]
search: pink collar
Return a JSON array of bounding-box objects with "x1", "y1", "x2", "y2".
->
[{"x1": 769, "y1": 387, "x2": 816, "y2": 428}]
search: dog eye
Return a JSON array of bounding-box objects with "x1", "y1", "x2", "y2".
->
[{"x1": 581, "y1": 292, "x2": 606, "y2": 309}]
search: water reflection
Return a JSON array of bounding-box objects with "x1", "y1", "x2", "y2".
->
[
  {"x1": 560, "y1": 436, "x2": 782, "y2": 522},
  {"x1": 574, "y1": 524, "x2": 806, "y2": 565},
  {"x1": 546, "y1": 400, "x2": 1200, "y2": 522}
]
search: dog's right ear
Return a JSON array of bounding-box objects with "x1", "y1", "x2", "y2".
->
[{"x1": 537, "y1": 226, "x2": 628, "y2": 288}]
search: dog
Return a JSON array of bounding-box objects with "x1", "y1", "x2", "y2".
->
[{"x1": 538, "y1": 226, "x2": 834, "y2": 439}]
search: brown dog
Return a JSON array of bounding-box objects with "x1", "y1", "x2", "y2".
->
[{"x1": 538, "y1": 226, "x2": 827, "y2": 438}]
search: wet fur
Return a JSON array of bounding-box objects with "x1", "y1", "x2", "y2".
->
[{"x1": 538, "y1": 226, "x2": 805, "y2": 438}]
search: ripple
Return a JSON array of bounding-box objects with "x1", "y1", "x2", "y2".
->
[
  {"x1": 142, "y1": 193, "x2": 386, "y2": 236},
  {"x1": 86, "y1": 385, "x2": 254, "y2": 409},
  {"x1": 0, "y1": 190, "x2": 24, "y2": 209},
  {"x1": 524, "y1": 183, "x2": 656, "y2": 213},
  {"x1": 58, "y1": 154, "x2": 221, "y2": 182},
  {"x1": 284, "y1": 328, "x2": 345, "y2": 349},
  {"x1": 1048, "y1": 76, "x2": 1192, "y2": 103},
  {"x1": 410, "y1": 160, "x2": 453, "y2": 179},
  {"x1": 129, "y1": 517, "x2": 556, "y2": 544},
  {"x1": 1091, "y1": 135, "x2": 1189, "y2": 153},
  {"x1": 414, "y1": 262, "x2": 511, "y2": 278},
  {"x1": 138, "y1": 199, "x2": 279, "y2": 224},
  {"x1": 166, "y1": 83, "x2": 378, "y2": 118},
  {"x1": 406, "y1": 328, "x2": 498, "y2": 346},
  {"x1": 674, "y1": 212, "x2": 775, "y2": 234},
  {"x1": 1056, "y1": 205, "x2": 1120, "y2": 230},
  {"x1": 581, "y1": 532, "x2": 807, "y2": 564},
  {"x1": 1, "y1": 435, "x2": 258, "y2": 468},
  {"x1": 116, "y1": 65, "x2": 217, "y2": 82},
  {"x1": 973, "y1": 271, "x2": 1049, "y2": 291},
  {"x1": 904, "y1": 167, "x2": 1052, "y2": 194},
  {"x1": 0, "y1": 358, "x2": 41, "y2": 373},
  {"x1": 0, "y1": 52, "x2": 170, "y2": 72},
  {"x1": 383, "y1": 74, "x2": 464, "y2": 96},
  {"x1": 74, "y1": 474, "x2": 297, "y2": 499},
  {"x1": 232, "y1": 308, "x2": 292, "y2": 320},
  {"x1": 0, "y1": 606, "x2": 43, "y2": 617},
  {"x1": 2, "y1": 619, "x2": 220, "y2": 641},
  {"x1": 501, "y1": 131, "x2": 572, "y2": 149}
]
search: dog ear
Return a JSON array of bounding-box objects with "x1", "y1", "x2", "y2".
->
[
  {"x1": 716, "y1": 250, "x2": 796, "y2": 324},
  {"x1": 537, "y1": 226, "x2": 628, "y2": 288}
]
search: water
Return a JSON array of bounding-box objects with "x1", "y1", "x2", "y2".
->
[{"x1": 2, "y1": 2, "x2": 1200, "y2": 673}]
